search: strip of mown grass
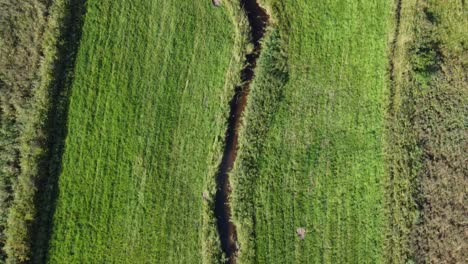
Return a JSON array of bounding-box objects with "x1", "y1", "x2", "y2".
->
[
  {"x1": 45, "y1": 1, "x2": 247, "y2": 263},
  {"x1": 232, "y1": 1, "x2": 391, "y2": 263}
]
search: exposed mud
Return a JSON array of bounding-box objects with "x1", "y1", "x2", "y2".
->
[{"x1": 214, "y1": 0, "x2": 269, "y2": 263}]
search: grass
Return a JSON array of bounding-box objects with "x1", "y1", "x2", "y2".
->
[
  {"x1": 232, "y1": 0, "x2": 391, "y2": 263},
  {"x1": 1, "y1": 0, "x2": 464, "y2": 263},
  {"x1": 0, "y1": 0, "x2": 79, "y2": 262},
  {"x1": 385, "y1": 1, "x2": 467, "y2": 263},
  {"x1": 232, "y1": 0, "x2": 466, "y2": 263},
  {"x1": 0, "y1": 1, "x2": 51, "y2": 261},
  {"x1": 44, "y1": 0, "x2": 248, "y2": 263},
  {"x1": 383, "y1": 1, "x2": 421, "y2": 262}
]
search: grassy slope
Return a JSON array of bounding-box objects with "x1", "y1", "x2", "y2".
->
[
  {"x1": 46, "y1": 1, "x2": 245, "y2": 263},
  {"x1": 386, "y1": 1, "x2": 467, "y2": 263},
  {"x1": 232, "y1": 1, "x2": 391, "y2": 263}
]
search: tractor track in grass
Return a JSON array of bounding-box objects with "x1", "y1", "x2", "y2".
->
[{"x1": 214, "y1": 0, "x2": 269, "y2": 263}]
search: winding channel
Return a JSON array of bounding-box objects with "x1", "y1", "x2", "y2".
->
[{"x1": 214, "y1": 0, "x2": 269, "y2": 263}]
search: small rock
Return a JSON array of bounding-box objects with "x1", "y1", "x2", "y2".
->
[
  {"x1": 296, "y1": 227, "x2": 306, "y2": 240},
  {"x1": 212, "y1": 0, "x2": 222, "y2": 7},
  {"x1": 202, "y1": 191, "x2": 209, "y2": 201}
]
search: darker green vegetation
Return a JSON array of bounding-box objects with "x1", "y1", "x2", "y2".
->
[
  {"x1": 409, "y1": 2, "x2": 467, "y2": 262},
  {"x1": 385, "y1": 0, "x2": 467, "y2": 263},
  {"x1": 0, "y1": 0, "x2": 52, "y2": 261},
  {"x1": 31, "y1": 1, "x2": 86, "y2": 263},
  {"x1": 0, "y1": 0, "x2": 84, "y2": 262}
]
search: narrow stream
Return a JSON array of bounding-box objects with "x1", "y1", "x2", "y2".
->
[{"x1": 214, "y1": 0, "x2": 269, "y2": 263}]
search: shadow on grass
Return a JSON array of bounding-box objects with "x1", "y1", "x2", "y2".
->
[{"x1": 31, "y1": 1, "x2": 87, "y2": 263}]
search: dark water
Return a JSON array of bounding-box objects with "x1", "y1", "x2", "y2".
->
[{"x1": 214, "y1": 0, "x2": 269, "y2": 263}]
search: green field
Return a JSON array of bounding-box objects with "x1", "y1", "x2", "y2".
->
[
  {"x1": 0, "y1": 0, "x2": 465, "y2": 263},
  {"x1": 44, "y1": 1, "x2": 245, "y2": 262},
  {"x1": 232, "y1": 0, "x2": 391, "y2": 263}
]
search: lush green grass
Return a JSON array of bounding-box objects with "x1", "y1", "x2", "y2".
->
[
  {"x1": 232, "y1": 1, "x2": 391, "y2": 263},
  {"x1": 46, "y1": 1, "x2": 246, "y2": 263},
  {"x1": 3, "y1": 0, "x2": 463, "y2": 263}
]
